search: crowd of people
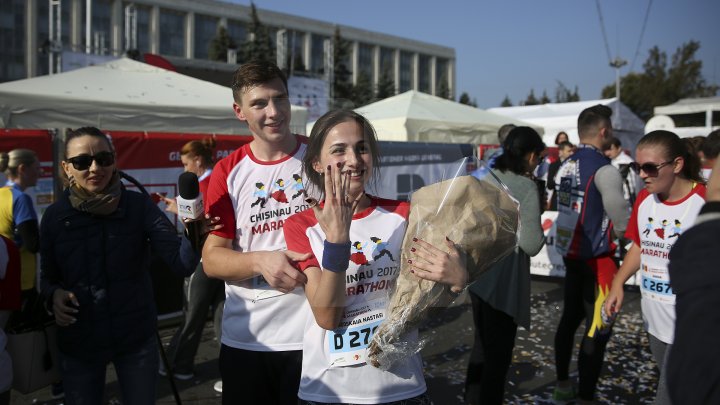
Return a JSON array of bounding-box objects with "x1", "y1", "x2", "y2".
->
[{"x1": 0, "y1": 59, "x2": 718, "y2": 405}]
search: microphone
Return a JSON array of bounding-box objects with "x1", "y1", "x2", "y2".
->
[
  {"x1": 176, "y1": 172, "x2": 204, "y2": 252},
  {"x1": 177, "y1": 172, "x2": 204, "y2": 221}
]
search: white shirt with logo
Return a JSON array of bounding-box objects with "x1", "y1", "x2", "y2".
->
[
  {"x1": 625, "y1": 184, "x2": 706, "y2": 343},
  {"x1": 284, "y1": 197, "x2": 426, "y2": 404},
  {"x1": 206, "y1": 136, "x2": 311, "y2": 351}
]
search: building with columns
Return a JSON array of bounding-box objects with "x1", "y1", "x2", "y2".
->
[{"x1": 1, "y1": 0, "x2": 456, "y2": 99}]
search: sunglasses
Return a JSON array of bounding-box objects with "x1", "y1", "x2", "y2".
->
[
  {"x1": 629, "y1": 160, "x2": 673, "y2": 177},
  {"x1": 66, "y1": 152, "x2": 115, "y2": 171}
]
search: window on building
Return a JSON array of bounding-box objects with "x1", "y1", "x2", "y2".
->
[
  {"x1": 134, "y1": 5, "x2": 151, "y2": 54},
  {"x1": 289, "y1": 30, "x2": 306, "y2": 72},
  {"x1": 399, "y1": 51, "x2": 414, "y2": 93},
  {"x1": 90, "y1": 0, "x2": 112, "y2": 55},
  {"x1": 0, "y1": 0, "x2": 26, "y2": 82},
  {"x1": 159, "y1": 8, "x2": 185, "y2": 57},
  {"x1": 358, "y1": 43, "x2": 374, "y2": 82},
  {"x1": 379, "y1": 47, "x2": 394, "y2": 77},
  {"x1": 310, "y1": 34, "x2": 328, "y2": 74},
  {"x1": 194, "y1": 14, "x2": 218, "y2": 59},
  {"x1": 418, "y1": 54, "x2": 431, "y2": 93},
  {"x1": 435, "y1": 57, "x2": 449, "y2": 97}
]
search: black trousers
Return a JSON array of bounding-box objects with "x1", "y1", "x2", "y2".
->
[
  {"x1": 165, "y1": 262, "x2": 224, "y2": 374},
  {"x1": 220, "y1": 344, "x2": 302, "y2": 405},
  {"x1": 464, "y1": 292, "x2": 518, "y2": 405},
  {"x1": 554, "y1": 257, "x2": 613, "y2": 401}
]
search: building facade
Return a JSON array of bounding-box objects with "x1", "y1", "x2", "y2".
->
[{"x1": 1, "y1": 0, "x2": 456, "y2": 98}]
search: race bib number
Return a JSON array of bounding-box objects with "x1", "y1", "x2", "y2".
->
[
  {"x1": 326, "y1": 319, "x2": 383, "y2": 367},
  {"x1": 640, "y1": 265, "x2": 675, "y2": 305}
]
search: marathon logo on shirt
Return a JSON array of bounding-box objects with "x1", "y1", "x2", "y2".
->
[
  {"x1": 249, "y1": 173, "x2": 308, "y2": 235},
  {"x1": 344, "y1": 236, "x2": 399, "y2": 297},
  {"x1": 640, "y1": 216, "x2": 682, "y2": 258}
]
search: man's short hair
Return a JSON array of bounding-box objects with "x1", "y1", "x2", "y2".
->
[
  {"x1": 702, "y1": 129, "x2": 720, "y2": 159},
  {"x1": 231, "y1": 60, "x2": 288, "y2": 104},
  {"x1": 498, "y1": 124, "x2": 516, "y2": 144},
  {"x1": 577, "y1": 104, "x2": 612, "y2": 139}
]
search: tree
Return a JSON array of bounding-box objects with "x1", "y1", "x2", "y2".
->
[
  {"x1": 375, "y1": 68, "x2": 395, "y2": 99},
  {"x1": 523, "y1": 89, "x2": 539, "y2": 106},
  {"x1": 208, "y1": 26, "x2": 236, "y2": 62},
  {"x1": 540, "y1": 90, "x2": 551, "y2": 104},
  {"x1": 241, "y1": 3, "x2": 274, "y2": 64},
  {"x1": 436, "y1": 73, "x2": 450, "y2": 99},
  {"x1": 601, "y1": 41, "x2": 718, "y2": 121},
  {"x1": 352, "y1": 72, "x2": 374, "y2": 107},
  {"x1": 500, "y1": 95, "x2": 512, "y2": 107},
  {"x1": 331, "y1": 26, "x2": 353, "y2": 109},
  {"x1": 554, "y1": 81, "x2": 581, "y2": 103},
  {"x1": 459, "y1": 92, "x2": 473, "y2": 106}
]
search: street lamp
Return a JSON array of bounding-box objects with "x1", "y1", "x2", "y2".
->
[{"x1": 609, "y1": 56, "x2": 627, "y2": 117}]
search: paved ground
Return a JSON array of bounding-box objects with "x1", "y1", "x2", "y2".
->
[{"x1": 11, "y1": 276, "x2": 657, "y2": 404}]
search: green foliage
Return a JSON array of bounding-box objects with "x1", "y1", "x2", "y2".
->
[
  {"x1": 554, "y1": 81, "x2": 580, "y2": 103},
  {"x1": 352, "y1": 72, "x2": 374, "y2": 107},
  {"x1": 208, "y1": 26, "x2": 236, "y2": 62},
  {"x1": 523, "y1": 89, "x2": 539, "y2": 106},
  {"x1": 500, "y1": 94, "x2": 512, "y2": 107},
  {"x1": 540, "y1": 90, "x2": 551, "y2": 104},
  {"x1": 241, "y1": 3, "x2": 274, "y2": 64},
  {"x1": 331, "y1": 26, "x2": 354, "y2": 108},
  {"x1": 376, "y1": 68, "x2": 395, "y2": 99},
  {"x1": 601, "y1": 41, "x2": 718, "y2": 121},
  {"x1": 459, "y1": 92, "x2": 477, "y2": 107}
]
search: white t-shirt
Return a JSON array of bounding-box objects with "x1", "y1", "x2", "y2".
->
[
  {"x1": 206, "y1": 136, "x2": 311, "y2": 351},
  {"x1": 284, "y1": 197, "x2": 426, "y2": 404},
  {"x1": 625, "y1": 184, "x2": 706, "y2": 343}
]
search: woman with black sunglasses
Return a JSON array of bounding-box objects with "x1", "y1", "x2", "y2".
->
[
  {"x1": 39, "y1": 126, "x2": 200, "y2": 405},
  {"x1": 604, "y1": 130, "x2": 706, "y2": 405}
]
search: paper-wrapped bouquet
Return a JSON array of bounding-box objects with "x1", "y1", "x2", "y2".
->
[{"x1": 367, "y1": 159, "x2": 519, "y2": 369}]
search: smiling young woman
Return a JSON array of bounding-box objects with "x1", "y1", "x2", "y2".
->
[{"x1": 605, "y1": 130, "x2": 706, "y2": 405}]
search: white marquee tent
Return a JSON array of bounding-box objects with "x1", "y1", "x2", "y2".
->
[
  {"x1": 0, "y1": 57, "x2": 308, "y2": 134},
  {"x1": 489, "y1": 98, "x2": 645, "y2": 153},
  {"x1": 649, "y1": 96, "x2": 720, "y2": 138},
  {"x1": 315, "y1": 90, "x2": 543, "y2": 145}
]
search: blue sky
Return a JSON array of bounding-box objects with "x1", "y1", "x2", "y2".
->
[{"x1": 228, "y1": 0, "x2": 718, "y2": 109}]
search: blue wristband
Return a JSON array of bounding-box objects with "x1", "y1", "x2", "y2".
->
[{"x1": 322, "y1": 240, "x2": 351, "y2": 273}]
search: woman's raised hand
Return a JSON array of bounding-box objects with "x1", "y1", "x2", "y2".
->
[{"x1": 309, "y1": 163, "x2": 362, "y2": 243}]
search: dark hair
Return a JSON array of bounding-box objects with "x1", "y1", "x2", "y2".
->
[
  {"x1": 577, "y1": 104, "x2": 612, "y2": 139},
  {"x1": 181, "y1": 137, "x2": 216, "y2": 168},
  {"x1": 303, "y1": 110, "x2": 380, "y2": 195},
  {"x1": 65, "y1": 126, "x2": 114, "y2": 156},
  {"x1": 637, "y1": 130, "x2": 704, "y2": 183},
  {"x1": 602, "y1": 136, "x2": 622, "y2": 151},
  {"x1": 554, "y1": 131, "x2": 569, "y2": 145},
  {"x1": 231, "y1": 61, "x2": 288, "y2": 104},
  {"x1": 494, "y1": 126, "x2": 546, "y2": 175},
  {"x1": 497, "y1": 124, "x2": 516, "y2": 144},
  {"x1": 701, "y1": 129, "x2": 720, "y2": 160}
]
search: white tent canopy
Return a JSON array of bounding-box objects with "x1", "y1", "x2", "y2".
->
[
  {"x1": 318, "y1": 90, "x2": 543, "y2": 145},
  {"x1": 0, "y1": 57, "x2": 308, "y2": 134},
  {"x1": 654, "y1": 96, "x2": 720, "y2": 116},
  {"x1": 489, "y1": 98, "x2": 645, "y2": 153}
]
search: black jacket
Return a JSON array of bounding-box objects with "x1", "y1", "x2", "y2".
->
[{"x1": 40, "y1": 188, "x2": 198, "y2": 360}]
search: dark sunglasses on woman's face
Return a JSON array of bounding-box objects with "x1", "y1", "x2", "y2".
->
[
  {"x1": 66, "y1": 151, "x2": 115, "y2": 171},
  {"x1": 629, "y1": 160, "x2": 673, "y2": 177}
]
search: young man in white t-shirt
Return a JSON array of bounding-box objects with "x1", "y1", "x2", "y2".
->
[{"x1": 202, "y1": 61, "x2": 312, "y2": 405}]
